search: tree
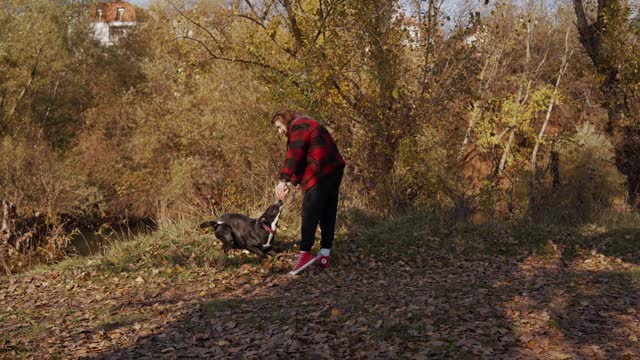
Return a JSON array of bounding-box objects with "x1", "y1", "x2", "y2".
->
[
  {"x1": 573, "y1": 0, "x2": 640, "y2": 208},
  {"x1": 169, "y1": 0, "x2": 477, "y2": 211}
]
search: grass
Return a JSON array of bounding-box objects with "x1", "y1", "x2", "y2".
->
[
  {"x1": 98, "y1": 312, "x2": 150, "y2": 332},
  {"x1": 203, "y1": 298, "x2": 242, "y2": 315},
  {"x1": 201, "y1": 297, "x2": 289, "y2": 332},
  {"x1": 96, "y1": 219, "x2": 302, "y2": 274},
  {"x1": 3, "y1": 206, "x2": 640, "y2": 360},
  {"x1": 547, "y1": 318, "x2": 562, "y2": 330},
  {"x1": 41, "y1": 220, "x2": 251, "y2": 276},
  {"x1": 340, "y1": 206, "x2": 640, "y2": 266},
  {"x1": 344, "y1": 211, "x2": 453, "y2": 259},
  {"x1": 0, "y1": 321, "x2": 47, "y2": 349},
  {"x1": 8, "y1": 203, "x2": 638, "y2": 286},
  {"x1": 595, "y1": 268, "x2": 640, "y2": 283},
  {"x1": 629, "y1": 268, "x2": 640, "y2": 281}
]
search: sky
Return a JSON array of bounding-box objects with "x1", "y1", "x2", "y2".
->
[
  {"x1": 129, "y1": 0, "x2": 151, "y2": 8},
  {"x1": 128, "y1": 0, "x2": 484, "y2": 17}
]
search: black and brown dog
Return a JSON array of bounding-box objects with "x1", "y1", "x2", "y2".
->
[{"x1": 199, "y1": 200, "x2": 284, "y2": 257}]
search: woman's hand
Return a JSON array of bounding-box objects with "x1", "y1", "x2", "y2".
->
[{"x1": 275, "y1": 181, "x2": 291, "y2": 200}]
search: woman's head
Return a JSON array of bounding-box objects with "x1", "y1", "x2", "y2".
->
[{"x1": 271, "y1": 109, "x2": 298, "y2": 136}]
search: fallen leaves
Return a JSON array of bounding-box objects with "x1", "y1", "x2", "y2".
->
[
  {"x1": 330, "y1": 307, "x2": 340, "y2": 320},
  {"x1": 215, "y1": 340, "x2": 230, "y2": 346},
  {"x1": 1, "y1": 247, "x2": 639, "y2": 359}
]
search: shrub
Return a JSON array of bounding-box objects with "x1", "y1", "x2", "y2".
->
[{"x1": 538, "y1": 123, "x2": 626, "y2": 222}]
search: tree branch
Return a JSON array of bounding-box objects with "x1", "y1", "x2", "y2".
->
[
  {"x1": 306, "y1": 0, "x2": 334, "y2": 54},
  {"x1": 178, "y1": 36, "x2": 284, "y2": 74},
  {"x1": 168, "y1": 0, "x2": 225, "y2": 54},
  {"x1": 531, "y1": 27, "x2": 573, "y2": 175},
  {"x1": 232, "y1": 13, "x2": 297, "y2": 58},
  {"x1": 281, "y1": 0, "x2": 304, "y2": 52},
  {"x1": 5, "y1": 44, "x2": 44, "y2": 123}
]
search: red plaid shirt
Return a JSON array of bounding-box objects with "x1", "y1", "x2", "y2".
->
[{"x1": 280, "y1": 117, "x2": 345, "y2": 191}]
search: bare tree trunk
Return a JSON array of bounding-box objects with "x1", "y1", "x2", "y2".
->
[
  {"x1": 458, "y1": 57, "x2": 493, "y2": 161},
  {"x1": 551, "y1": 149, "x2": 560, "y2": 191},
  {"x1": 530, "y1": 28, "x2": 572, "y2": 183},
  {"x1": 281, "y1": 0, "x2": 304, "y2": 52},
  {"x1": 498, "y1": 129, "x2": 516, "y2": 173},
  {"x1": 39, "y1": 74, "x2": 64, "y2": 139},
  {"x1": 4, "y1": 45, "x2": 44, "y2": 124},
  {"x1": 418, "y1": 0, "x2": 438, "y2": 99},
  {"x1": 628, "y1": 175, "x2": 640, "y2": 207},
  {"x1": 498, "y1": 81, "x2": 531, "y2": 174},
  {"x1": 497, "y1": 22, "x2": 534, "y2": 175},
  {"x1": 528, "y1": 28, "x2": 572, "y2": 213},
  {"x1": 573, "y1": 0, "x2": 640, "y2": 209},
  {"x1": 458, "y1": 101, "x2": 481, "y2": 162},
  {"x1": 1, "y1": 201, "x2": 16, "y2": 234}
]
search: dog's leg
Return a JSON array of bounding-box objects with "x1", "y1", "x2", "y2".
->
[
  {"x1": 214, "y1": 224, "x2": 236, "y2": 253},
  {"x1": 263, "y1": 206, "x2": 282, "y2": 248},
  {"x1": 200, "y1": 220, "x2": 223, "y2": 229},
  {"x1": 263, "y1": 233, "x2": 274, "y2": 248},
  {"x1": 246, "y1": 245, "x2": 266, "y2": 258}
]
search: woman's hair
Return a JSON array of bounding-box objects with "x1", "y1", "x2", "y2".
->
[{"x1": 271, "y1": 109, "x2": 300, "y2": 128}]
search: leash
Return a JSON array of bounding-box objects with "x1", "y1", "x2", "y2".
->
[
  {"x1": 261, "y1": 223, "x2": 274, "y2": 234},
  {"x1": 262, "y1": 201, "x2": 283, "y2": 248}
]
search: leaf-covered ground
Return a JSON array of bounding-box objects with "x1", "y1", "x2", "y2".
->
[{"x1": 1, "y1": 222, "x2": 640, "y2": 359}]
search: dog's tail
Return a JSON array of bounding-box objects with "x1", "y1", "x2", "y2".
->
[{"x1": 199, "y1": 220, "x2": 224, "y2": 230}]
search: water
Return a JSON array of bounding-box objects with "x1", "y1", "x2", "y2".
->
[{"x1": 69, "y1": 222, "x2": 154, "y2": 256}]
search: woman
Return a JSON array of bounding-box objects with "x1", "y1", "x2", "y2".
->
[{"x1": 272, "y1": 109, "x2": 345, "y2": 275}]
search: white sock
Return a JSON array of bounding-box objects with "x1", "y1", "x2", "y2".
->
[{"x1": 319, "y1": 248, "x2": 330, "y2": 256}]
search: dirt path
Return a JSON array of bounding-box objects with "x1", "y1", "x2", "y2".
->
[{"x1": 1, "y1": 251, "x2": 639, "y2": 359}]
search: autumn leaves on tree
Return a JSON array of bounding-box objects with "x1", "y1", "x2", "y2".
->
[{"x1": 1, "y1": 0, "x2": 640, "y2": 226}]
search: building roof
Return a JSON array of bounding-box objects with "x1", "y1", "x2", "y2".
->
[{"x1": 93, "y1": 1, "x2": 137, "y2": 23}]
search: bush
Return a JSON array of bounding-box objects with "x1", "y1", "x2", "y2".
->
[
  {"x1": 394, "y1": 125, "x2": 461, "y2": 209},
  {"x1": 538, "y1": 123, "x2": 626, "y2": 222},
  {"x1": 0, "y1": 134, "x2": 95, "y2": 216}
]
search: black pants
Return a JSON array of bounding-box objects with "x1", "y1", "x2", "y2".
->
[{"x1": 300, "y1": 169, "x2": 343, "y2": 252}]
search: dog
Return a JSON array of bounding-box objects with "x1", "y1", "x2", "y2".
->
[{"x1": 199, "y1": 200, "x2": 284, "y2": 257}]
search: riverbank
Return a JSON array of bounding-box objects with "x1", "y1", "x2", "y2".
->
[{"x1": 1, "y1": 198, "x2": 155, "y2": 275}]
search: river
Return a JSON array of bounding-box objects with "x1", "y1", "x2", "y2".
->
[{"x1": 69, "y1": 221, "x2": 155, "y2": 256}]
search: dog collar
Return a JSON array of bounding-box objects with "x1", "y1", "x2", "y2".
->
[{"x1": 261, "y1": 223, "x2": 275, "y2": 234}]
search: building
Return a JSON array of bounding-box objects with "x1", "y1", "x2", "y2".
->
[
  {"x1": 91, "y1": 1, "x2": 137, "y2": 46},
  {"x1": 401, "y1": 16, "x2": 420, "y2": 48}
]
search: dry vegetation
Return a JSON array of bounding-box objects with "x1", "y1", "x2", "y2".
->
[
  {"x1": 0, "y1": 0, "x2": 638, "y2": 268},
  {"x1": 1, "y1": 0, "x2": 640, "y2": 357},
  {"x1": 1, "y1": 0, "x2": 637, "y2": 220}
]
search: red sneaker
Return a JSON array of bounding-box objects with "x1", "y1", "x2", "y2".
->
[
  {"x1": 289, "y1": 252, "x2": 318, "y2": 275},
  {"x1": 317, "y1": 256, "x2": 330, "y2": 269}
]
